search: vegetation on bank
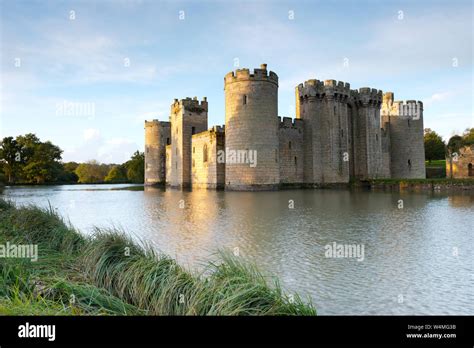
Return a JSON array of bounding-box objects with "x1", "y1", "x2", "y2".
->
[
  {"x1": 424, "y1": 128, "x2": 474, "y2": 163},
  {"x1": 365, "y1": 178, "x2": 474, "y2": 186},
  {"x1": 0, "y1": 199, "x2": 315, "y2": 315},
  {"x1": 0, "y1": 134, "x2": 144, "y2": 185},
  {"x1": 425, "y1": 159, "x2": 446, "y2": 168}
]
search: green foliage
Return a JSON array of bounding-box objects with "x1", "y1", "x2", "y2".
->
[
  {"x1": 105, "y1": 165, "x2": 128, "y2": 183},
  {"x1": 74, "y1": 160, "x2": 113, "y2": 184},
  {"x1": 0, "y1": 133, "x2": 79, "y2": 184},
  {"x1": 424, "y1": 129, "x2": 445, "y2": 162},
  {"x1": 124, "y1": 151, "x2": 144, "y2": 183},
  {"x1": 0, "y1": 199, "x2": 316, "y2": 316},
  {"x1": 461, "y1": 128, "x2": 474, "y2": 146},
  {"x1": 447, "y1": 128, "x2": 474, "y2": 154}
]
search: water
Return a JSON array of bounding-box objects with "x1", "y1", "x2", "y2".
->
[{"x1": 2, "y1": 184, "x2": 473, "y2": 315}]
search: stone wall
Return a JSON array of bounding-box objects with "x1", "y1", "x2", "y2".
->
[
  {"x1": 224, "y1": 64, "x2": 280, "y2": 190},
  {"x1": 191, "y1": 126, "x2": 225, "y2": 189},
  {"x1": 279, "y1": 117, "x2": 304, "y2": 184},
  {"x1": 296, "y1": 79, "x2": 350, "y2": 184},
  {"x1": 169, "y1": 97, "x2": 208, "y2": 188},
  {"x1": 350, "y1": 88, "x2": 384, "y2": 179},
  {"x1": 144, "y1": 120, "x2": 170, "y2": 185},
  {"x1": 446, "y1": 146, "x2": 474, "y2": 178},
  {"x1": 381, "y1": 92, "x2": 426, "y2": 179}
]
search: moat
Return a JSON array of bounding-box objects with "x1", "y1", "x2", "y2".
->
[{"x1": 2, "y1": 185, "x2": 473, "y2": 315}]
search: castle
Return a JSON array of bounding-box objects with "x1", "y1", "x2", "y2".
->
[{"x1": 145, "y1": 64, "x2": 425, "y2": 190}]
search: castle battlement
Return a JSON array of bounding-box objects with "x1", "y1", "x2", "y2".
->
[
  {"x1": 351, "y1": 87, "x2": 383, "y2": 105},
  {"x1": 146, "y1": 64, "x2": 426, "y2": 189},
  {"x1": 279, "y1": 116, "x2": 304, "y2": 129},
  {"x1": 224, "y1": 64, "x2": 278, "y2": 86},
  {"x1": 145, "y1": 119, "x2": 170, "y2": 127},
  {"x1": 296, "y1": 79, "x2": 351, "y2": 99},
  {"x1": 172, "y1": 97, "x2": 208, "y2": 113},
  {"x1": 382, "y1": 92, "x2": 423, "y2": 118}
]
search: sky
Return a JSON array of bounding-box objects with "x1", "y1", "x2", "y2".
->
[{"x1": 1, "y1": 0, "x2": 472, "y2": 163}]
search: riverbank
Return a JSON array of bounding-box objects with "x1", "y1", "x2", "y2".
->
[
  {"x1": 0, "y1": 199, "x2": 315, "y2": 315},
  {"x1": 361, "y1": 178, "x2": 474, "y2": 192}
]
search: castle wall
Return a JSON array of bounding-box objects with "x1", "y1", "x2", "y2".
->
[
  {"x1": 169, "y1": 97, "x2": 208, "y2": 188},
  {"x1": 224, "y1": 64, "x2": 280, "y2": 190},
  {"x1": 381, "y1": 92, "x2": 426, "y2": 179},
  {"x1": 380, "y1": 122, "x2": 391, "y2": 178},
  {"x1": 279, "y1": 117, "x2": 304, "y2": 184},
  {"x1": 191, "y1": 126, "x2": 225, "y2": 189},
  {"x1": 165, "y1": 144, "x2": 171, "y2": 183},
  {"x1": 296, "y1": 79, "x2": 350, "y2": 184},
  {"x1": 446, "y1": 146, "x2": 474, "y2": 178},
  {"x1": 144, "y1": 120, "x2": 171, "y2": 185},
  {"x1": 350, "y1": 88, "x2": 384, "y2": 180}
]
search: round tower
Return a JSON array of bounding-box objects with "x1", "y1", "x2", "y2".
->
[
  {"x1": 224, "y1": 64, "x2": 280, "y2": 190},
  {"x1": 381, "y1": 93, "x2": 426, "y2": 179}
]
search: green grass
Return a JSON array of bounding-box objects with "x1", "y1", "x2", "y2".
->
[
  {"x1": 368, "y1": 178, "x2": 474, "y2": 185},
  {"x1": 0, "y1": 199, "x2": 316, "y2": 315},
  {"x1": 425, "y1": 159, "x2": 446, "y2": 168}
]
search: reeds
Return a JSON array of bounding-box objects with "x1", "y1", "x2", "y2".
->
[{"x1": 0, "y1": 199, "x2": 316, "y2": 315}]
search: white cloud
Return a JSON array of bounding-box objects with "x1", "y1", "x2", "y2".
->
[{"x1": 83, "y1": 128, "x2": 101, "y2": 141}]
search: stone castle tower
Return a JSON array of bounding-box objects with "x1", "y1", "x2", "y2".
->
[
  {"x1": 224, "y1": 64, "x2": 280, "y2": 190},
  {"x1": 144, "y1": 64, "x2": 426, "y2": 189},
  {"x1": 381, "y1": 92, "x2": 426, "y2": 179}
]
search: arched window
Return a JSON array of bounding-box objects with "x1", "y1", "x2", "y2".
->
[
  {"x1": 203, "y1": 144, "x2": 208, "y2": 163},
  {"x1": 166, "y1": 138, "x2": 170, "y2": 145},
  {"x1": 469, "y1": 163, "x2": 473, "y2": 177}
]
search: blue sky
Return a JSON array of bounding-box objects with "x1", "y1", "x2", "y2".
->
[{"x1": 1, "y1": 0, "x2": 472, "y2": 163}]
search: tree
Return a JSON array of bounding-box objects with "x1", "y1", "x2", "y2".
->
[
  {"x1": 105, "y1": 165, "x2": 128, "y2": 183},
  {"x1": 22, "y1": 141, "x2": 63, "y2": 184},
  {"x1": 424, "y1": 130, "x2": 445, "y2": 162},
  {"x1": 124, "y1": 151, "x2": 144, "y2": 183},
  {"x1": 0, "y1": 137, "x2": 22, "y2": 183},
  {"x1": 75, "y1": 160, "x2": 110, "y2": 183},
  {"x1": 57, "y1": 162, "x2": 79, "y2": 183},
  {"x1": 447, "y1": 135, "x2": 463, "y2": 154},
  {"x1": 462, "y1": 128, "x2": 474, "y2": 146}
]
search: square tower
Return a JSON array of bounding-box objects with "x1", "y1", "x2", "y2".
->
[{"x1": 168, "y1": 97, "x2": 208, "y2": 189}]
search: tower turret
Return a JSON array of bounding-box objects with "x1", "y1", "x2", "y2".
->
[
  {"x1": 381, "y1": 92, "x2": 425, "y2": 178},
  {"x1": 224, "y1": 64, "x2": 280, "y2": 190}
]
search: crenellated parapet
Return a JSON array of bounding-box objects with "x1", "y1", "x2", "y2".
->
[
  {"x1": 279, "y1": 116, "x2": 304, "y2": 130},
  {"x1": 224, "y1": 64, "x2": 278, "y2": 87},
  {"x1": 145, "y1": 119, "x2": 170, "y2": 128},
  {"x1": 296, "y1": 79, "x2": 351, "y2": 102},
  {"x1": 172, "y1": 96, "x2": 208, "y2": 114},
  {"x1": 382, "y1": 92, "x2": 423, "y2": 119},
  {"x1": 351, "y1": 87, "x2": 383, "y2": 107}
]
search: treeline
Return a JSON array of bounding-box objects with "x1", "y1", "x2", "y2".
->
[
  {"x1": 0, "y1": 133, "x2": 144, "y2": 185},
  {"x1": 424, "y1": 128, "x2": 474, "y2": 162}
]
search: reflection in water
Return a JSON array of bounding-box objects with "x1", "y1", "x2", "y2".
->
[{"x1": 3, "y1": 184, "x2": 473, "y2": 315}]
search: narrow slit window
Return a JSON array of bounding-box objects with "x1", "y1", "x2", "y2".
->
[{"x1": 243, "y1": 95, "x2": 247, "y2": 105}]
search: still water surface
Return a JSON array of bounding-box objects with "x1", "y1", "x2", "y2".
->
[{"x1": 3, "y1": 184, "x2": 473, "y2": 315}]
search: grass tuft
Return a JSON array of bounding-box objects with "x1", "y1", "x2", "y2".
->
[{"x1": 0, "y1": 199, "x2": 316, "y2": 315}]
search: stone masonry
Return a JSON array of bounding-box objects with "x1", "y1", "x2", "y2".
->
[{"x1": 144, "y1": 64, "x2": 426, "y2": 190}]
